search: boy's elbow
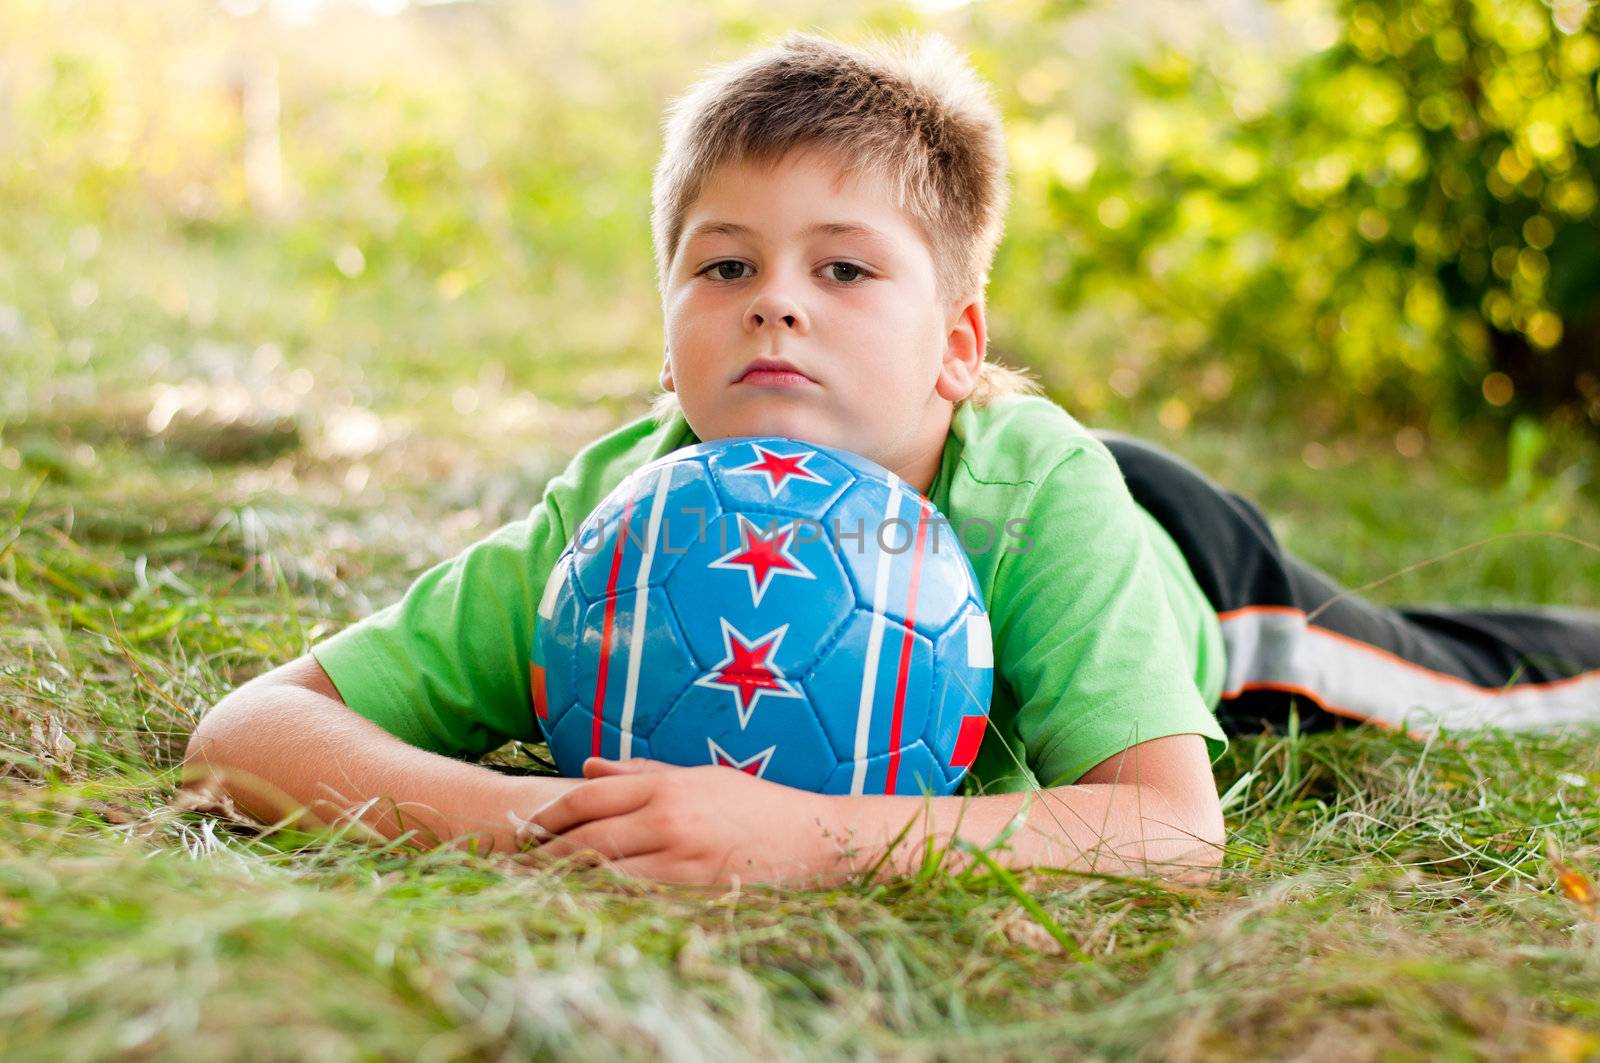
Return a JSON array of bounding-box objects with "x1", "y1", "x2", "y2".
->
[
  {"x1": 178, "y1": 695, "x2": 248, "y2": 804},
  {"x1": 1169, "y1": 834, "x2": 1225, "y2": 886},
  {"x1": 180, "y1": 654, "x2": 337, "y2": 780},
  {"x1": 1128, "y1": 782, "x2": 1225, "y2": 886},
  {"x1": 178, "y1": 663, "x2": 310, "y2": 806},
  {"x1": 182, "y1": 694, "x2": 228, "y2": 775},
  {"x1": 1166, "y1": 798, "x2": 1226, "y2": 885},
  {"x1": 177, "y1": 690, "x2": 322, "y2": 832}
]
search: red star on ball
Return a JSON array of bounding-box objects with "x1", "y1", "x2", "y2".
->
[
  {"x1": 692, "y1": 619, "x2": 802, "y2": 729},
  {"x1": 730, "y1": 444, "x2": 829, "y2": 497},
  {"x1": 707, "y1": 514, "x2": 817, "y2": 606},
  {"x1": 706, "y1": 738, "x2": 777, "y2": 778}
]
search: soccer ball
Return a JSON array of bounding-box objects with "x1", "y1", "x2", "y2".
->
[{"x1": 530, "y1": 437, "x2": 994, "y2": 796}]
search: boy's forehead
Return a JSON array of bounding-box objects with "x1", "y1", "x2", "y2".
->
[{"x1": 683, "y1": 152, "x2": 934, "y2": 258}]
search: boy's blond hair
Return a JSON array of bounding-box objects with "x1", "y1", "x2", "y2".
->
[{"x1": 647, "y1": 29, "x2": 1042, "y2": 427}]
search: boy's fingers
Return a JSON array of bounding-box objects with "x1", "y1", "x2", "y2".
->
[
  {"x1": 610, "y1": 852, "x2": 701, "y2": 884},
  {"x1": 583, "y1": 756, "x2": 674, "y2": 778},
  {"x1": 536, "y1": 818, "x2": 666, "y2": 863},
  {"x1": 520, "y1": 774, "x2": 657, "y2": 841}
]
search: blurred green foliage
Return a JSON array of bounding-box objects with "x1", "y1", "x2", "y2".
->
[
  {"x1": 982, "y1": 0, "x2": 1600, "y2": 436},
  {"x1": 1, "y1": 0, "x2": 1596, "y2": 445}
]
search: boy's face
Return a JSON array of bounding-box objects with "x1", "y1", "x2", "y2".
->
[{"x1": 660, "y1": 147, "x2": 984, "y2": 494}]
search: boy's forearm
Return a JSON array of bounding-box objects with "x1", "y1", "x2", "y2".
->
[
  {"x1": 817, "y1": 783, "x2": 1224, "y2": 885},
  {"x1": 181, "y1": 671, "x2": 579, "y2": 859}
]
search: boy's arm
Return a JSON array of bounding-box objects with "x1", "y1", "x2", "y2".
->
[
  {"x1": 821, "y1": 732, "x2": 1225, "y2": 884},
  {"x1": 180, "y1": 654, "x2": 581, "y2": 859},
  {"x1": 522, "y1": 731, "x2": 1224, "y2": 886}
]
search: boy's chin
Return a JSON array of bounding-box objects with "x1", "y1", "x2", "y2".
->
[{"x1": 701, "y1": 400, "x2": 838, "y2": 447}]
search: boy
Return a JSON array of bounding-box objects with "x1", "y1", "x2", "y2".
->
[{"x1": 180, "y1": 31, "x2": 1600, "y2": 889}]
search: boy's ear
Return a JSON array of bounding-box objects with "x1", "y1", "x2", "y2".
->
[
  {"x1": 659, "y1": 350, "x2": 675, "y2": 392},
  {"x1": 935, "y1": 294, "x2": 985, "y2": 403}
]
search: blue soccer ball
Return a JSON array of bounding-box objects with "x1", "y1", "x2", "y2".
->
[{"x1": 530, "y1": 437, "x2": 994, "y2": 796}]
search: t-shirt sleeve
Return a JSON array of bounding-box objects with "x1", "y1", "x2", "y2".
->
[
  {"x1": 990, "y1": 444, "x2": 1229, "y2": 788},
  {"x1": 309, "y1": 497, "x2": 569, "y2": 761}
]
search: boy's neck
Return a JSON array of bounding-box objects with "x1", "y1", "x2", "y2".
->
[
  {"x1": 897, "y1": 443, "x2": 942, "y2": 499},
  {"x1": 896, "y1": 406, "x2": 959, "y2": 499}
]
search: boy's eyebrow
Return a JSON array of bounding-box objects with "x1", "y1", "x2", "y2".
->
[{"x1": 684, "y1": 220, "x2": 894, "y2": 246}]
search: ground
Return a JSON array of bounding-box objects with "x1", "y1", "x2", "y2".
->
[{"x1": 4, "y1": 221, "x2": 1600, "y2": 1060}]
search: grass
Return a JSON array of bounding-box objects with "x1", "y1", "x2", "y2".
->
[
  {"x1": 6, "y1": 67, "x2": 1600, "y2": 1058},
  {"x1": 4, "y1": 355, "x2": 1600, "y2": 1059}
]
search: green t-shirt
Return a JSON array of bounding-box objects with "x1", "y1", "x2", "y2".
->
[{"x1": 310, "y1": 394, "x2": 1229, "y2": 792}]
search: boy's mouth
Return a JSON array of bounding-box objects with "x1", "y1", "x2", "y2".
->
[{"x1": 734, "y1": 357, "x2": 816, "y2": 387}]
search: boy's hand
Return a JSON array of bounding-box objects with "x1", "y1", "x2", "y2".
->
[{"x1": 514, "y1": 757, "x2": 846, "y2": 886}]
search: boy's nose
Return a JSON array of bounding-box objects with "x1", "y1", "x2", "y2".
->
[{"x1": 744, "y1": 290, "x2": 808, "y2": 333}]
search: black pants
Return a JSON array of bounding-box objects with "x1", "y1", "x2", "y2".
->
[{"x1": 1091, "y1": 430, "x2": 1600, "y2": 739}]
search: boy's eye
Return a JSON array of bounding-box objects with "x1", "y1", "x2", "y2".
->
[
  {"x1": 705, "y1": 260, "x2": 750, "y2": 282},
  {"x1": 696, "y1": 261, "x2": 871, "y2": 284}
]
